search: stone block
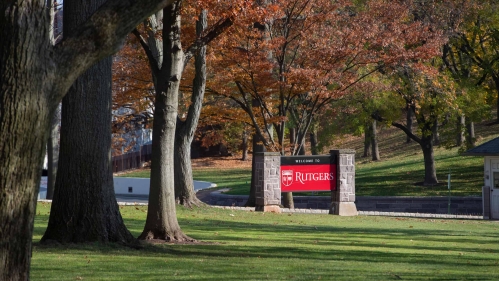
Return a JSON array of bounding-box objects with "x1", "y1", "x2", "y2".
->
[
  {"x1": 255, "y1": 205, "x2": 281, "y2": 213},
  {"x1": 329, "y1": 202, "x2": 358, "y2": 216}
]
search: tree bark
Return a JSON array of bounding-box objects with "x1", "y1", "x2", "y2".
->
[
  {"x1": 139, "y1": 2, "x2": 192, "y2": 242},
  {"x1": 281, "y1": 192, "x2": 294, "y2": 209},
  {"x1": 46, "y1": 105, "x2": 60, "y2": 200},
  {"x1": 45, "y1": 0, "x2": 59, "y2": 201},
  {"x1": 42, "y1": 57, "x2": 135, "y2": 244},
  {"x1": 0, "y1": 4, "x2": 53, "y2": 277},
  {"x1": 246, "y1": 134, "x2": 265, "y2": 207},
  {"x1": 494, "y1": 75, "x2": 499, "y2": 123},
  {"x1": 363, "y1": 122, "x2": 372, "y2": 158},
  {"x1": 466, "y1": 120, "x2": 475, "y2": 148},
  {"x1": 241, "y1": 129, "x2": 249, "y2": 161},
  {"x1": 371, "y1": 119, "x2": 380, "y2": 161},
  {"x1": 432, "y1": 119, "x2": 440, "y2": 146},
  {"x1": 406, "y1": 104, "x2": 413, "y2": 143},
  {"x1": 420, "y1": 137, "x2": 438, "y2": 185},
  {"x1": 0, "y1": 0, "x2": 176, "y2": 278},
  {"x1": 174, "y1": 135, "x2": 201, "y2": 207},
  {"x1": 174, "y1": 10, "x2": 208, "y2": 207},
  {"x1": 310, "y1": 130, "x2": 319, "y2": 156},
  {"x1": 297, "y1": 131, "x2": 306, "y2": 155},
  {"x1": 289, "y1": 127, "x2": 296, "y2": 146},
  {"x1": 42, "y1": 0, "x2": 135, "y2": 245},
  {"x1": 456, "y1": 115, "x2": 465, "y2": 146}
]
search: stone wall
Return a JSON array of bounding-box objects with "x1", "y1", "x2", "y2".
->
[
  {"x1": 357, "y1": 196, "x2": 482, "y2": 215},
  {"x1": 208, "y1": 192, "x2": 482, "y2": 215}
]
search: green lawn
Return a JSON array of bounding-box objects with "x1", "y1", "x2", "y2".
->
[
  {"x1": 121, "y1": 118, "x2": 499, "y2": 197},
  {"x1": 123, "y1": 146, "x2": 484, "y2": 197},
  {"x1": 355, "y1": 147, "x2": 484, "y2": 196},
  {"x1": 122, "y1": 168, "x2": 252, "y2": 193},
  {"x1": 31, "y1": 202, "x2": 499, "y2": 280}
]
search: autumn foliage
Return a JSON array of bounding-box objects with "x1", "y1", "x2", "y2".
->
[
  {"x1": 113, "y1": 0, "x2": 451, "y2": 156},
  {"x1": 206, "y1": 0, "x2": 446, "y2": 155}
]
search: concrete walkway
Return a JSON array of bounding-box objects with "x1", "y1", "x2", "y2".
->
[{"x1": 113, "y1": 180, "x2": 216, "y2": 203}]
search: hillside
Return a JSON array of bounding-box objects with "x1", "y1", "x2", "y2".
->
[
  {"x1": 188, "y1": 117, "x2": 499, "y2": 197},
  {"x1": 330, "y1": 118, "x2": 499, "y2": 162},
  {"x1": 329, "y1": 118, "x2": 499, "y2": 196}
]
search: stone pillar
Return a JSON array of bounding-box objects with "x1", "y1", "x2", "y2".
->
[
  {"x1": 255, "y1": 152, "x2": 281, "y2": 213},
  {"x1": 330, "y1": 149, "x2": 358, "y2": 216}
]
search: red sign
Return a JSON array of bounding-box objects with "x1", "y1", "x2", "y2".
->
[{"x1": 280, "y1": 155, "x2": 336, "y2": 192}]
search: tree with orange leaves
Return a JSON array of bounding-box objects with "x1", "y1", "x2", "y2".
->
[
  {"x1": 129, "y1": 0, "x2": 250, "y2": 241},
  {"x1": 112, "y1": 36, "x2": 155, "y2": 154},
  {"x1": 208, "y1": 0, "x2": 445, "y2": 207}
]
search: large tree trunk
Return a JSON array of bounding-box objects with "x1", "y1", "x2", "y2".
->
[
  {"x1": 174, "y1": 10, "x2": 207, "y2": 207},
  {"x1": 0, "y1": 0, "x2": 177, "y2": 278},
  {"x1": 0, "y1": 99, "x2": 51, "y2": 279},
  {"x1": 174, "y1": 136, "x2": 201, "y2": 207},
  {"x1": 41, "y1": 0, "x2": 135, "y2": 245},
  {"x1": 420, "y1": 137, "x2": 438, "y2": 185},
  {"x1": 42, "y1": 58, "x2": 135, "y2": 244},
  {"x1": 371, "y1": 119, "x2": 380, "y2": 161},
  {"x1": 46, "y1": 105, "x2": 60, "y2": 200},
  {"x1": 0, "y1": 8, "x2": 53, "y2": 278},
  {"x1": 139, "y1": 2, "x2": 192, "y2": 242},
  {"x1": 246, "y1": 134, "x2": 265, "y2": 207}
]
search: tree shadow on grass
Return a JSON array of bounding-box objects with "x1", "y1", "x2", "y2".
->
[
  {"x1": 33, "y1": 214, "x2": 499, "y2": 258},
  {"x1": 32, "y1": 210, "x2": 499, "y2": 281}
]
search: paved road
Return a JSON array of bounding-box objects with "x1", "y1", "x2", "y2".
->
[{"x1": 115, "y1": 183, "x2": 215, "y2": 204}]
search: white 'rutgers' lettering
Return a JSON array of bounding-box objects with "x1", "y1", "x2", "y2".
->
[{"x1": 295, "y1": 172, "x2": 334, "y2": 184}]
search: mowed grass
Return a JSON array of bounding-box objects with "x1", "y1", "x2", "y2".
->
[
  {"x1": 355, "y1": 147, "x2": 484, "y2": 196},
  {"x1": 122, "y1": 118, "x2": 499, "y2": 197},
  {"x1": 122, "y1": 168, "x2": 252, "y2": 193},
  {"x1": 31, "y1": 202, "x2": 499, "y2": 280},
  {"x1": 123, "y1": 147, "x2": 484, "y2": 196}
]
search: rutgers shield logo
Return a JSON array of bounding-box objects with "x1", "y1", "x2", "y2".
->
[{"x1": 281, "y1": 170, "x2": 293, "y2": 186}]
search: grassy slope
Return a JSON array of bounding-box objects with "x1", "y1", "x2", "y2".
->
[
  {"x1": 123, "y1": 119, "x2": 499, "y2": 196},
  {"x1": 212, "y1": 118, "x2": 499, "y2": 196},
  {"x1": 31, "y1": 203, "x2": 499, "y2": 280},
  {"x1": 350, "y1": 119, "x2": 499, "y2": 196}
]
